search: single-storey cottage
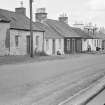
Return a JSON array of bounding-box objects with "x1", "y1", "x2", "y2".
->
[
  {"x1": 35, "y1": 9, "x2": 83, "y2": 54},
  {"x1": 0, "y1": 7, "x2": 44, "y2": 56},
  {"x1": 72, "y1": 27, "x2": 102, "y2": 52},
  {"x1": 34, "y1": 22, "x2": 64, "y2": 55},
  {"x1": 71, "y1": 27, "x2": 95, "y2": 52}
]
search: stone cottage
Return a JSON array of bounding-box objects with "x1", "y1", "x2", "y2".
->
[
  {"x1": 34, "y1": 22, "x2": 64, "y2": 55},
  {"x1": 0, "y1": 7, "x2": 44, "y2": 56}
]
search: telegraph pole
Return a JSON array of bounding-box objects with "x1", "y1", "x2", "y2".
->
[{"x1": 30, "y1": 0, "x2": 33, "y2": 57}]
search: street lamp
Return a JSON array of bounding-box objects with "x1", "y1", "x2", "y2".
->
[{"x1": 30, "y1": 0, "x2": 34, "y2": 57}]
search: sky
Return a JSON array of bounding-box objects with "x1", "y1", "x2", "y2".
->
[{"x1": 1, "y1": 0, "x2": 105, "y2": 27}]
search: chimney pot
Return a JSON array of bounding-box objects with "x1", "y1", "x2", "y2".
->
[
  {"x1": 59, "y1": 13, "x2": 68, "y2": 24},
  {"x1": 35, "y1": 8, "x2": 47, "y2": 22}
]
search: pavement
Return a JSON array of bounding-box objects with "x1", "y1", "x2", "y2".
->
[
  {"x1": 0, "y1": 54, "x2": 105, "y2": 105},
  {"x1": 59, "y1": 76, "x2": 105, "y2": 105}
]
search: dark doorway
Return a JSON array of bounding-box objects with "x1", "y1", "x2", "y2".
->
[
  {"x1": 76, "y1": 39, "x2": 82, "y2": 52},
  {"x1": 52, "y1": 39, "x2": 56, "y2": 54},
  {"x1": 71, "y1": 39, "x2": 75, "y2": 53},
  {"x1": 26, "y1": 36, "x2": 30, "y2": 54}
]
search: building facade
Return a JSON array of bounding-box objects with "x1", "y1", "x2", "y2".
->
[
  {"x1": 0, "y1": 20, "x2": 10, "y2": 56},
  {"x1": 0, "y1": 7, "x2": 44, "y2": 56}
]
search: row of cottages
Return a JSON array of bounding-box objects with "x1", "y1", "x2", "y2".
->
[
  {"x1": 34, "y1": 8, "x2": 102, "y2": 55},
  {"x1": 35, "y1": 8, "x2": 84, "y2": 55},
  {"x1": 0, "y1": 7, "x2": 103, "y2": 56},
  {"x1": 0, "y1": 7, "x2": 45, "y2": 56},
  {"x1": 71, "y1": 27, "x2": 102, "y2": 52}
]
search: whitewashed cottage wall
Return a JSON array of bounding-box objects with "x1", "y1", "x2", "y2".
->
[
  {"x1": 55, "y1": 39, "x2": 64, "y2": 54},
  {"x1": 82, "y1": 39, "x2": 102, "y2": 52},
  {"x1": 0, "y1": 22, "x2": 10, "y2": 56},
  {"x1": 44, "y1": 38, "x2": 64, "y2": 55}
]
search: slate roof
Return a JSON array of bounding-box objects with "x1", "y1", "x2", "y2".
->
[
  {"x1": 85, "y1": 31, "x2": 102, "y2": 39},
  {"x1": 34, "y1": 22, "x2": 63, "y2": 39},
  {"x1": 44, "y1": 19, "x2": 81, "y2": 38},
  {"x1": 95, "y1": 32, "x2": 105, "y2": 39},
  {"x1": 0, "y1": 9, "x2": 44, "y2": 31},
  {"x1": 0, "y1": 15, "x2": 10, "y2": 22},
  {"x1": 71, "y1": 27, "x2": 93, "y2": 39}
]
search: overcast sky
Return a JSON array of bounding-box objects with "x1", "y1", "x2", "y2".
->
[{"x1": 1, "y1": 0, "x2": 105, "y2": 27}]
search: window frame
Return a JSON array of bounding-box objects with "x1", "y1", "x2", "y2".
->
[
  {"x1": 15, "y1": 35, "x2": 19, "y2": 47},
  {"x1": 67, "y1": 39, "x2": 71, "y2": 51}
]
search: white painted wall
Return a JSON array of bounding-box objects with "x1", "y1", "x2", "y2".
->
[
  {"x1": 82, "y1": 39, "x2": 102, "y2": 52},
  {"x1": 44, "y1": 38, "x2": 64, "y2": 55},
  {"x1": 56, "y1": 39, "x2": 64, "y2": 54},
  {"x1": 44, "y1": 39, "x2": 52, "y2": 55},
  {"x1": 0, "y1": 22, "x2": 10, "y2": 56}
]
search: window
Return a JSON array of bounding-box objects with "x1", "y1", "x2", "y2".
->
[
  {"x1": 59, "y1": 39, "x2": 61, "y2": 49},
  {"x1": 67, "y1": 39, "x2": 70, "y2": 51},
  {"x1": 46, "y1": 39, "x2": 49, "y2": 51},
  {"x1": 36, "y1": 36, "x2": 39, "y2": 47},
  {"x1": 15, "y1": 36, "x2": 19, "y2": 47}
]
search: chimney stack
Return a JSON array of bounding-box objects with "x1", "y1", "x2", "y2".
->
[
  {"x1": 15, "y1": 7, "x2": 26, "y2": 16},
  {"x1": 35, "y1": 8, "x2": 47, "y2": 22},
  {"x1": 59, "y1": 13, "x2": 68, "y2": 24}
]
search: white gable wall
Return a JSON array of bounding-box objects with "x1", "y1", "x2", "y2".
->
[{"x1": 0, "y1": 22, "x2": 10, "y2": 56}]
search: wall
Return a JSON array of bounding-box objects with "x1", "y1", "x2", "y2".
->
[
  {"x1": 55, "y1": 39, "x2": 64, "y2": 55},
  {"x1": 82, "y1": 39, "x2": 102, "y2": 52},
  {"x1": 102, "y1": 40, "x2": 105, "y2": 50},
  {"x1": 10, "y1": 29, "x2": 44, "y2": 55},
  {"x1": 44, "y1": 38, "x2": 64, "y2": 55},
  {"x1": 64, "y1": 38, "x2": 82, "y2": 54},
  {"x1": 0, "y1": 22, "x2": 10, "y2": 56}
]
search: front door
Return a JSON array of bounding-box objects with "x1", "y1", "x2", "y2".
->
[
  {"x1": 76, "y1": 39, "x2": 82, "y2": 52},
  {"x1": 26, "y1": 36, "x2": 30, "y2": 54},
  {"x1": 52, "y1": 39, "x2": 55, "y2": 54},
  {"x1": 71, "y1": 39, "x2": 75, "y2": 53}
]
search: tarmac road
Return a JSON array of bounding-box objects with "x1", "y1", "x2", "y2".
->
[{"x1": 0, "y1": 54, "x2": 105, "y2": 105}]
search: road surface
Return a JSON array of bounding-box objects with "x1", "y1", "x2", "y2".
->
[
  {"x1": 87, "y1": 89, "x2": 105, "y2": 105},
  {"x1": 0, "y1": 54, "x2": 105, "y2": 105}
]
